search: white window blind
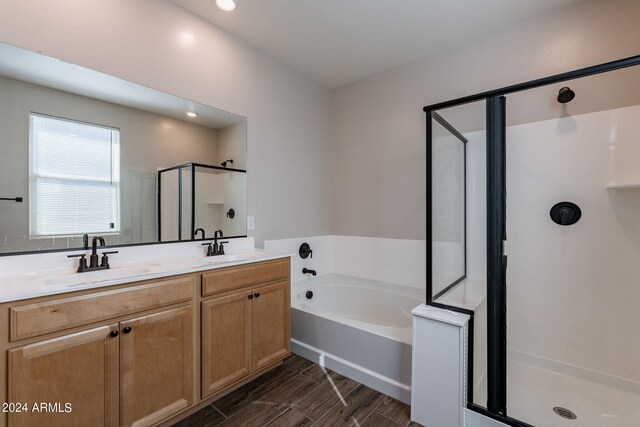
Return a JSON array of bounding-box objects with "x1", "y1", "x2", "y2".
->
[{"x1": 29, "y1": 114, "x2": 120, "y2": 237}]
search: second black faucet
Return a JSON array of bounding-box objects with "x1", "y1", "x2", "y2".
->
[{"x1": 202, "y1": 229, "x2": 228, "y2": 256}]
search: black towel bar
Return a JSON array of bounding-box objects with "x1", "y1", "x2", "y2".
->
[{"x1": 0, "y1": 197, "x2": 23, "y2": 202}]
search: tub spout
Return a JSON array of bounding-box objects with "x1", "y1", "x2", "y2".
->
[{"x1": 302, "y1": 268, "x2": 317, "y2": 276}]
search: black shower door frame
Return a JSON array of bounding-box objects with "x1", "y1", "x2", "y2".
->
[{"x1": 424, "y1": 53, "x2": 640, "y2": 427}]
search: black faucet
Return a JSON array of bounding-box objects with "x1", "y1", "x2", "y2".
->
[
  {"x1": 68, "y1": 235, "x2": 118, "y2": 273},
  {"x1": 202, "y1": 229, "x2": 228, "y2": 256},
  {"x1": 195, "y1": 228, "x2": 205, "y2": 239},
  {"x1": 302, "y1": 268, "x2": 317, "y2": 276},
  {"x1": 90, "y1": 236, "x2": 105, "y2": 268}
]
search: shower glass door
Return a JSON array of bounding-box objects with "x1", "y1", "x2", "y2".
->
[
  {"x1": 504, "y1": 66, "x2": 640, "y2": 427},
  {"x1": 428, "y1": 100, "x2": 488, "y2": 409}
]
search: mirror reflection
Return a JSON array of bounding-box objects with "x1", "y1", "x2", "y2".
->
[
  {"x1": 159, "y1": 164, "x2": 247, "y2": 241},
  {"x1": 0, "y1": 43, "x2": 247, "y2": 254}
]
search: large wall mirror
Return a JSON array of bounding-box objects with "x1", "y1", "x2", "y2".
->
[{"x1": 0, "y1": 43, "x2": 247, "y2": 255}]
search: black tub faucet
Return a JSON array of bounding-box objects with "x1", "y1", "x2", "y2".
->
[{"x1": 302, "y1": 268, "x2": 317, "y2": 276}]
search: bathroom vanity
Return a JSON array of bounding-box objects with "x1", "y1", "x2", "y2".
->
[
  {"x1": 0, "y1": 40, "x2": 291, "y2": 427},
  {"x1": 0, "y1": 254, "x2": 291, "y2": 427}
]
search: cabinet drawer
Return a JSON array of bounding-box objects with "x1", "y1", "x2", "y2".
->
[
  {"x1": 202, "y1": 258, "x2": 290, "y2": 297},
  {"x1": 10, "y1": 275, "x2": 194, "y2": 341}
]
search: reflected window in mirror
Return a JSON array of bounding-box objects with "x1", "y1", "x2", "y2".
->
[{"x1": 29, "y1": 114, "x2": 120, "y2": 237}]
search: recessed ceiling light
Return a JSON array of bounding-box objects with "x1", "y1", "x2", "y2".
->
[
  {"x1": 216, "y1": 0, "x2": 236, "y2": 12},
  {"x1": 186, "y1": 111, "x2": 198, "y2": 118}
]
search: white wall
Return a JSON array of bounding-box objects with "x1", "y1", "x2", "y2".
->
[
  {"x1": 264, "y1": 235, "x2": 426, "y2": 291},
  {"x1": 331, "y1": 0, "x2": 640, "y2": 240},
  {"x1": 0, "y1": 0, "x2": 332, "y2": 248},
  {"x1": 506, "y1": 104, "x2": 640, "y2": 385}
]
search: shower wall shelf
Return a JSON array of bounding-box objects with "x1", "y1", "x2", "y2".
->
[{"x1": 606, "y1": 183, "x2": 640, "y2": 190}]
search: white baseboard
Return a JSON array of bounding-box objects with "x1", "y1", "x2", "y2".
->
[{"x1": 291, "y1": 338, "x2": 411, "y2": 404}]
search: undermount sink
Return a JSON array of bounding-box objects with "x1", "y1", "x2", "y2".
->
[
  {"x1": 26, "y1": 265, "x2": 160, "y2": 288},
  {"x1": 198, "y1": 251, "x2": 263, "y2": 265}
]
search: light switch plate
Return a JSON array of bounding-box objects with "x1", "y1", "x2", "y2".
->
[{"x1": 247, "y1": 216, "x2": 254, "y2": 230}]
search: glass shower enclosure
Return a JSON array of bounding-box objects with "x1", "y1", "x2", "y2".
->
[{"x1": 425, "y1": 56, "x2": 640, "y2": 426}]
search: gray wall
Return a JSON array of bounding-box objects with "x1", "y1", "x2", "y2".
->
[
  {"x1": 0, "y1": 0, "x2": 332, "y2": 248},
  {"x1": 331, "y1": 0, "x2": 640, "y2": 240},
  {"x1": 0, "y1": 75, "x2": 221, "y2": 251}
]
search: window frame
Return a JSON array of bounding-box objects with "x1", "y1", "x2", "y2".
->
[{"x1": 28, "y1": 112, "x2": 121, "y2": 238}]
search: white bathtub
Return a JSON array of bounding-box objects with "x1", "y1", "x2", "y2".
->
[{"x1": 290, "y1": 273, "x2": 423, "y2": 403}]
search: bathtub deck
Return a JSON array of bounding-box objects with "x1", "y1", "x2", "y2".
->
[{"x1": 173, "y1": 354, "x2": 421, "y2": 427}]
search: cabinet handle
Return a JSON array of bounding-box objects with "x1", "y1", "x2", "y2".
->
[
  {"x1": 110, "y1": 330, "x2": 119, "y2": 338},
  {"x1": 248, "y1": 294, "x2": 253, "y2": 300},
  {"x1": 123, "y1": 326, "x2": 132, "y2": 334},
  {"x1": 254, "y1": 292, "x2": 260, "y2": 298}
]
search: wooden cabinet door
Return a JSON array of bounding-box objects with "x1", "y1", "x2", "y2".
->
[
  {"x1": 8, "y1": 324, "x2": 119, "y2": 427},
  {"x1": 252, "y1": 281, "x2": 291, "y2": 371},
  {"x1": 201, "y1": 289, "x2": 252, "y2": 398},
  {"x1": 120, "y1": 306, "x2": 193, "y2": 427}
]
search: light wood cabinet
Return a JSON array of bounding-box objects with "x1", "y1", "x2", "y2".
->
[
  {"x1": 8, "y1": 307, "x2": 193, "y2": 427},
  {"x1": 201, "y1": 289, "x2": 252, "y2": 398},
  {"x1": 8, "y1": 324, "x2": 120, "y2": 427},
  {"x1": 120, "y1": 306, "x2": 193, "y2": 427},
  {"x1": 201, "y1": 279, "x2": 291, "y2": 398},
  {"x1": 252, "y1": 281, "x2": 291, "y2": 371}
]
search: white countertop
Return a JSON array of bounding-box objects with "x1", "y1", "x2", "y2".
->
[{"x1": 0, "y1": 240, "x2": 291, "y2": 303}]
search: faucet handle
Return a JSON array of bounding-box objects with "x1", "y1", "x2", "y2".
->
[
  {"x1": 218, "y1": 241, "x2": 229, "y2": 254},
  {"x1": 68, "y1": 253, "x2": 88, "y2": 272},
  {"x1": 100, "y1": 251, "x2": 118, "y2": 268},
  {"x1": 202, "y1": 242, "x2": 214, "y2": 256}
]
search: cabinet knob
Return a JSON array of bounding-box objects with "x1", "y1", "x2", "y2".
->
[
  {"x1": 123, "y1": 326, "x2": 132, "y2": 334},
  {"x1": 110, "y1": 330, "x2": 119, "y2": 338},
  {"x1": 254, "y1": 292, "x2": 260, "y2": 298},
  {"x1": 248, "y1": 294, "x2": 253, "y2": 300}
]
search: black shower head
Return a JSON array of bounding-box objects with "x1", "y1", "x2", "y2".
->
[{"x1": 557, "y1": 87, "x2": 575, "y2": 104}]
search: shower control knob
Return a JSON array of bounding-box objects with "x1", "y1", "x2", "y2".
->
[{"x1": 550, "y1": 201, "x2": 581, "y2": 226}]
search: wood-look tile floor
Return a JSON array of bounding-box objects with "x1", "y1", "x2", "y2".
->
[{"x1": 173, "y1": 354, "x2": 422, "y2": 427}]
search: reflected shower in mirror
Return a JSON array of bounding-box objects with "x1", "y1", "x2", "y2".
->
[
  {"x1": 158, "y1": 164, "x2": 247, "y2": 241},
  {"x1": 0, "y1": 42, "x2": 247, "y2": 254}
]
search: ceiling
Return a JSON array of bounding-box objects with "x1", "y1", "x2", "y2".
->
[{"x1": 173, "y1": 0, "x2": 584, "y2": 89}]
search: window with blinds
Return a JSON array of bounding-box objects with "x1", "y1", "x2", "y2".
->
[{"x1": 29, "y1": 114, "x2": 120, "y2": 237}]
